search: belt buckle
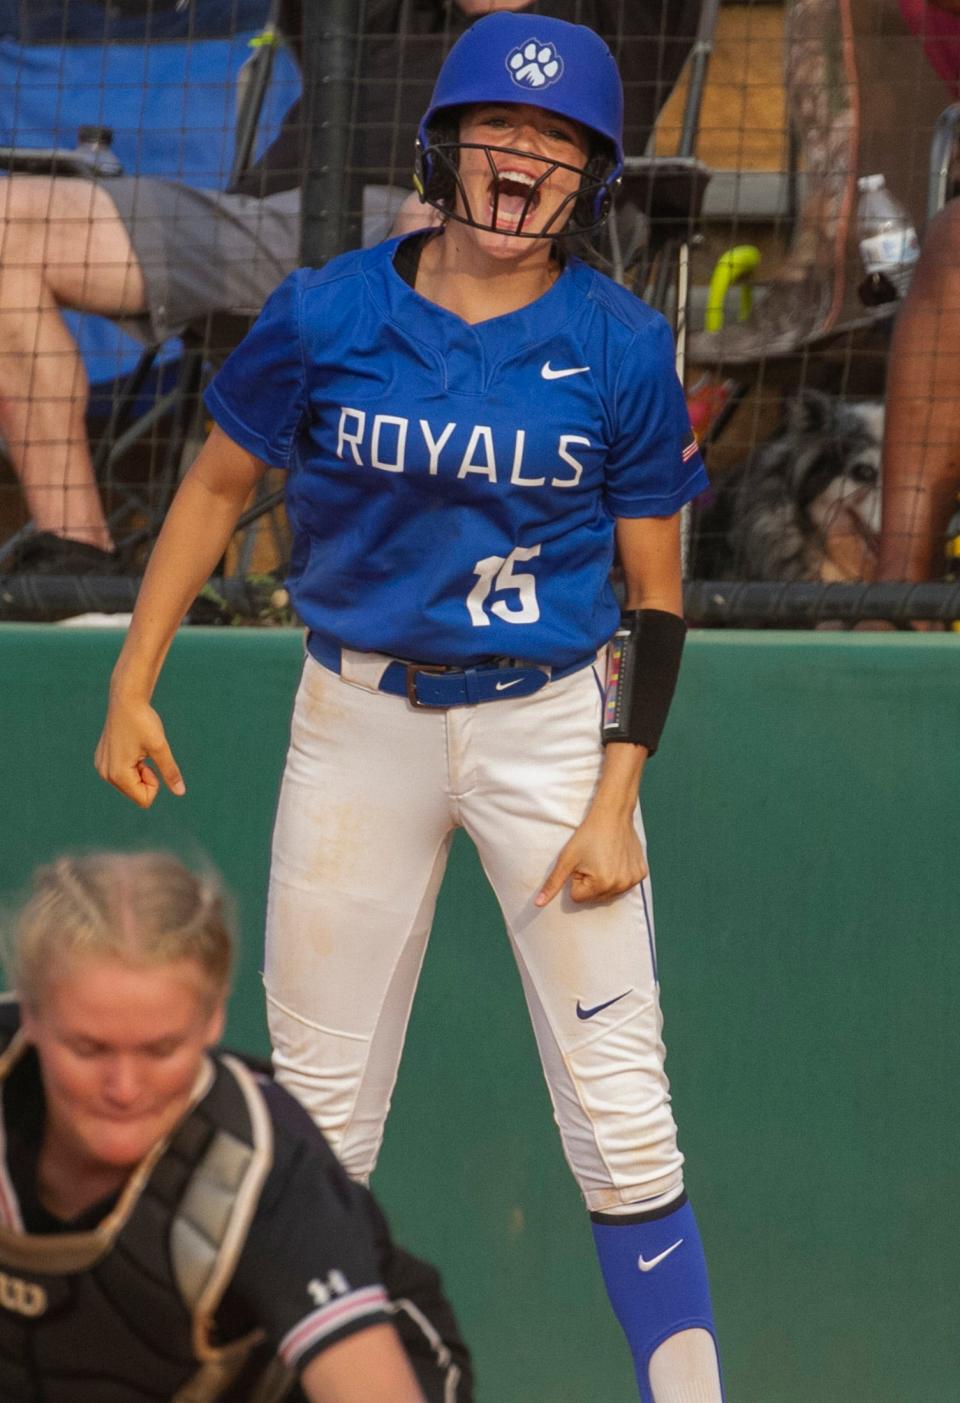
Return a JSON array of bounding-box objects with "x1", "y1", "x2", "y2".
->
[{"x1": 405, "y1": 662, "x2": 450, "y2": 708}]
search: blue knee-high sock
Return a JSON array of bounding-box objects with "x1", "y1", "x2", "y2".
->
[{"x1": 590, "y1": 1194, "x2": 724, "y2": 1402}]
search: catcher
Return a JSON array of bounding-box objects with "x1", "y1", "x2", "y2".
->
[{"x1": 0, "y1": 851, "x2": 471, "y2": 1402}]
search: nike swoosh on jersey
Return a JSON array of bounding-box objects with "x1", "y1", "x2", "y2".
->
[
  {"x1": 575, "y1": 989, "x2": 632, "y2": 1020},
  {"x1": 637, "y1": 1239, "x2": 684, "y2": 1273},
  {"x1": 541, "y1": 361, "x2": 590, "y2": 379}
]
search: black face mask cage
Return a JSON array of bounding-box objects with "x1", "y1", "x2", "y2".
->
[{"x1": 418, "y1": 140, "x2": 615, "y2": 240}]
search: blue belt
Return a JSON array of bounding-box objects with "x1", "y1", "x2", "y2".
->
[{"x1": 307, "y1": 634, "x2": 594, "y2": 709}]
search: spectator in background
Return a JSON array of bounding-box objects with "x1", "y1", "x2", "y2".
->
[
  {"x1": 0, "y1": 850, "x2": 471, "y2": 1401},
  {"x1": 0, "y1": 0, "x2": 698, "y2": 575},
  {"x1": 876, "y1": 0, "x2": 960, "y2": 581}
]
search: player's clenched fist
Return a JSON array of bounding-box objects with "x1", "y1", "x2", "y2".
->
[{"x1": 94, "y1": 696, "x2": 185, "y2": 809}]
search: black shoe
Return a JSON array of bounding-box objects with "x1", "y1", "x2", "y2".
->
[{"x1": 4, "y1": 531, "x2": 120, "y2": 575}]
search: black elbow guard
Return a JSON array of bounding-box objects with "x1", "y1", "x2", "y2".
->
[{"x1": 601, "y1": 609, "x2": 687, "y2": 754}]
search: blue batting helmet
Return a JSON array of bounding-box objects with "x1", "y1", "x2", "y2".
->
[{"x1": 414, "y1": 12, "x2": 625, "y2": 237}]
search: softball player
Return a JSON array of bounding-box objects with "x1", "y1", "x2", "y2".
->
[
  {"x1": 0, "y1": 853, "x2": 470, "y2": 1402},
  {"x1": 97, "y1": 14, "x2": 724, "y2": 1400}
]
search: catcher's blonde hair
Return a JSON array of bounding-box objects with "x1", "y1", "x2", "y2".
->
[{"x1": 7, "y1": 852, "x2": 233, "y2": 1010}]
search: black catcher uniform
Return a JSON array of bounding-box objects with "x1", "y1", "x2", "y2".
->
[{"x1": 0, "y1": 1005, "x2": 471, "y2": 1402}]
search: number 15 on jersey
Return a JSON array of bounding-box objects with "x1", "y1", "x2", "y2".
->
[{"x1": 466, "y1": 544, "x2": 542, "y2": 626}]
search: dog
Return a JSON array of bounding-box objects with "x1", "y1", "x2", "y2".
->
[{"x1": 693, "y1": 388, "x2": 883, "y2": 582}]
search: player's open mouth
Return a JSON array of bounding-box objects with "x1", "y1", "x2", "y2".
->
[{"x1": 489, "y1": 168, "x2": 542, "y2": 230}]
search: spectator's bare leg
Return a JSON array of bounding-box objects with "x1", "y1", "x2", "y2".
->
[
  {"x1": 877, "y1": 200, "x2": 960, "y2": 581},
  {"x1": 0, "y1": 177, "x2": 147, "y2": 549}
]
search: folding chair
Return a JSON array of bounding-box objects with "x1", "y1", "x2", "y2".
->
[
  {"x1": 680, "y1": 0, "x2": 949, "y2": 587},
  {"x1": 0, "y1": 0, "x2": 295, "y2": 583},
  {"x1": 685, "y1": 0, "x2": 945, "y2": 382}
]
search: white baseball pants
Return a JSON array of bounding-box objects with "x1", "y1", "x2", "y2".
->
[{"x1": 265, "y1": 651, "x2": 685, "y2": 1212}]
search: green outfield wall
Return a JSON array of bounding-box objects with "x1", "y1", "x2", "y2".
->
[{"x1": 1, "y1": 625, "x2": 957, "y2": 1402}]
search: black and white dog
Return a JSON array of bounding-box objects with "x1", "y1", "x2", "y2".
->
[{"x1": 693, "y1": 389, "x2": 883, "y2": 582}]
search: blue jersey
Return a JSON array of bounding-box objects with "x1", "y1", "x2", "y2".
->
[{"x1": 205, "y1": 232, "x2": 707, "y2": 668}]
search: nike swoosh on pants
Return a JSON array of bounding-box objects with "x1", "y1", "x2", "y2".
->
[{"x1": 575, "y1": 989, "x2": 631, "y2": 1020}]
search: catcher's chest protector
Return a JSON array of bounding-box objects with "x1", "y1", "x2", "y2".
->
[{"x1": 0, "y1": 1025, "x2": 283, "y2": 1403}]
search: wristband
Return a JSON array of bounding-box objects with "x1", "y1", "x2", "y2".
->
[{"x1": 601, "y1": 609, "x2": 687, "y2": 754}]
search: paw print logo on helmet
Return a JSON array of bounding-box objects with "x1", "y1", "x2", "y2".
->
[{"x1": 506, "y1": 39, "x2": 564, "y2": 90}]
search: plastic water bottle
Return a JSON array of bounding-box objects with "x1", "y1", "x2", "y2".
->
[
  {"x1": 856, "y1": 174, "x2": 919, "y2": 311},
  {"x1": 74, "y1": 125, "x2": 122, "y2": 177}
]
